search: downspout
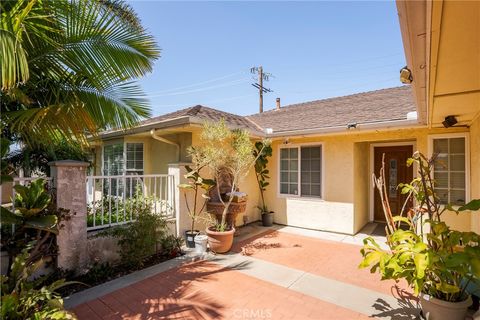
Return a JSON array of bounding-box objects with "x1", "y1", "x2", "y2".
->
[{"x1": 150, "y1": 129, "x2": 181, "y2": 162}]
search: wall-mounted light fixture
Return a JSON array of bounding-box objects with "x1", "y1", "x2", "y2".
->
[
  {"x1": 347, "y1": 123, "x2": 357, "y2": 129},
  {"x1": 283, "y1": 138, "x2": 290, "y2": 145},
  {"x1": 400, "y1": 66, "x2": 413, "y2": 84},
  {"x1": 264, "y1": 128, "x2": 273, "y2": 135},
  {"x1": 442, "y1": 115, "x2": 458, "y2": 128}
]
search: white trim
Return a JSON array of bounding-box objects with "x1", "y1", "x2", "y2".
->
[
  {"x1": 277, "y1": 142, "x2": 325, "y2": 200},
  {"x1": 369, "y1": 141, "x2": 416, "y2": 222},
  {"x1": 101, "y1": 141, "x2": 145, "y2": 176},
  {"x1": 427, "y1": 132, "x2": 470, "y2": 204}
]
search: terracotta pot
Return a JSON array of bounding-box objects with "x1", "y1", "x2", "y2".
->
[
  {"x1": 207, "y1": 201, "x2": 246, "y2": 227},
  {"x1": 206, "y1": 227, "x2": 235, "y2": 253},
  {"x1": 420, "y1": 293, "x2": 472, "y2": 320}
]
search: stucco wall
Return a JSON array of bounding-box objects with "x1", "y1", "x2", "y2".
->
[
  {"x1": 353, "y1": 142, "x2": 370, "y2": 233},
  {"x1": 263, "y1": 125, "x2": 472, "y2": 235},
  {"x1": 470, "y1": 116, "x2": 480, "y2": 233}
]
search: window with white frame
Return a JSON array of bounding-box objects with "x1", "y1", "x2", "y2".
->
[
  {"x1": 432, "y1": 136, "x2": 467, "y2": 205},
  {"x1": 103, "y1": 143, "x2": 124, "y2": 176},
  {"x1": 280, "y1": 145, "x2": 322, "y2": 197},
  {"x1": 126, "y1": 143, "x2": 144, "y2": 175}
]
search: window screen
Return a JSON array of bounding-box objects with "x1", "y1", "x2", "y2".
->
[{"x1": 433, "y1": 137, "x2": 466, "y2": 205}]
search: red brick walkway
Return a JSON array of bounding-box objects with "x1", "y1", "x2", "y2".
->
[
  {"x1": 232, "y1": 230, "x2": 410, "y2": 296},
  {"x1": 72, "y1": 260, "x2": 371, "y2": 320}
]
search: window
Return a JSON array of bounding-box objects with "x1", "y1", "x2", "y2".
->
[
  {"x1": 432, "y1": 137, "x2": 466, "y2": 205},
  {"x1": 103, "y1": 143, "x2": 124, "y2": 176},
  {"x1": 280, "y1": 145, "x2": 322, "y2": 197},
  {"x1": 126, "y1": 143, "x2": 144, "y2": 175},
  {"x1": 102, "y1": 142, "x2": 144, "y2": 196}
]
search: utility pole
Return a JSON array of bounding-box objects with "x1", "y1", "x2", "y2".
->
[{"x1": 251, "y1": 66, "x2": 272, "y2": 113}]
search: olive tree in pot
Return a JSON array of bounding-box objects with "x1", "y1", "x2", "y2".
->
[
  {"x1": 178, "y1": 148, "x2": 215, "y2": 248},
  {"x1": 197, "y1": 120, "x2": 268, "y2": 253},
  {"x1": 253, "y1": 141, "x2": 274, "y2": 226},
  {"x1": 359, "y1": 152, "x2": 480, "y2": 320}
]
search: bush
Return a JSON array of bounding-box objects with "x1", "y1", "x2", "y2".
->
[{"x1": 101, "y1": 198, "x2": 181, "y2": 269}]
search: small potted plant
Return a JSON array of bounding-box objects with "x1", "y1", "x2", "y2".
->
[
  {"x1": 178, "y1": 148, "x2": 215, "y2": 248},
  {"x1": 194, "y1": 120, "x2": 269, "y2": 253},
  {"x1": 359, "y1": 152, "x2": 480, "y2": 320},
  {"x1": 253, "y1": 141, "x2": 274, "y2": 226}
]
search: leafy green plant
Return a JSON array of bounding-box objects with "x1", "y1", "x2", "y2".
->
[
  {"x1": 253, "y1": 141, "x2": 273, "y2": 214},
  {"x1": 178, "y1": 150, "x2": 216, "y2": 234},
  {"x1": 108, "y1": 205, "x2": 170, "y2": 268},
  {"x1": 195, "y1": 120, "x2": 269, "y2": 232},
  {"x1": 1, "y1": 178, "x2": 61, "y2": 273},
  {"x1": 0, "y1": 243, "x2": 77, "y2": 320},
  {"x1": 360, "y1": 152, "x2": 480, "y2": 302},
  {"x1": 1, "y1": 0, "x2": 160, "y2": 146},
  {"x1": 160, "y1": 235, "x2": 184, "y2": 258}
]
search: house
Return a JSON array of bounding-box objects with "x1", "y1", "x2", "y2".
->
[{"x1": 91, "y1": 83, "x2": 478, "y2": 235}]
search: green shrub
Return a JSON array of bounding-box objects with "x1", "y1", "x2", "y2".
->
[{"x1": 0, "y1": 243, "x2": 77, "y2": 320}]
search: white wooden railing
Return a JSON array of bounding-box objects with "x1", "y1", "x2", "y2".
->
[{"x1": 86, "y1": 174, "x2": 175, "y2": 231}]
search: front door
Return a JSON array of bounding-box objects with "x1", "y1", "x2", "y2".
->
[{"x1": 373, "y1": 145, "x2": 413, "y2": 222}]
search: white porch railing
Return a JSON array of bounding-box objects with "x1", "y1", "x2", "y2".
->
[{"x1": 86, "y1": 174, "x2": 175, "y2": 231}]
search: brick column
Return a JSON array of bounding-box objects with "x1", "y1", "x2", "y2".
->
[{"x1": 49, "y1": 160, "x2": 89, "y2": 272}]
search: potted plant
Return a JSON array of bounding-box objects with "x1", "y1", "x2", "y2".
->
[
  {"x1": 178, "y1": 148, "x2": 215, "y2": 248},
  {"x1": 194, "y1": 120, "x2": 269, "y2": 253},
  {"x1": 359, "y1": 152, "x2": 480, "y2": 320},
  {"x1": 253, "y1": 141, "x2": 274, "y2": 226}
]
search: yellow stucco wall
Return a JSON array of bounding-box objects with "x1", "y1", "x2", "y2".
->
[
  {"x1": 263, "y1": 125, "x2": 472, "y2": 234},
  {"x1": 470, "y1": 116, "x2": 480, "y2": 233}
]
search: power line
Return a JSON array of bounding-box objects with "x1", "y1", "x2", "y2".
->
[
  {"x1": 145, "y1": 78, "x2": 250, "y2": 98},
  {"x1": 144, "y1": 70, "x2": 247, "y2": 95}
]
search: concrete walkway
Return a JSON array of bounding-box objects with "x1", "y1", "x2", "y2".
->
[{"x1": 68, "y1": 223, "x2": 421, "y2": 319}]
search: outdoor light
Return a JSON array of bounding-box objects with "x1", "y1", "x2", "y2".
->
[
  {"x1": 265, "y1": 128, "x2": 273, "y2": 134},
  {"x1": 347, "y1": 123, "x2": 357, "y2": 129},
  {"x1": 400, "y1": 66, "x2": 413, "y2": 84},
  {"x1": 442, "y1": 115, "x2": 458, "y2": 128}
]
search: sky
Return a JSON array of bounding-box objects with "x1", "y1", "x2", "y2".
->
[{"x1": 128, "y1": 1, "x2": 406, "y2": 117}]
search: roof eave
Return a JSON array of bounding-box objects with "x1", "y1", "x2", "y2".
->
[
  {"x1": 265, "y1": 119, "x2": 423, "y2": 138},
  {"x1": 94, "y1": 117, "x2": 192, "y2": 140}
]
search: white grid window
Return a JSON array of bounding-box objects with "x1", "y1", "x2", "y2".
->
[
  {"x1": 433, "y1": 137, "x2": 466, "y2": 205},
  {"x1": 280, "y1": 146, "x2": 322, "y2": 197},
  {"x1": 103, "y1": 144, "x2": 124, "y2": 176},
  {"x1": 126, "y1": 143, "x2": 144, "y2": 175}
]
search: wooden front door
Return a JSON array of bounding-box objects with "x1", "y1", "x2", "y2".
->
[{"x1": 373, "y1": 145, "x2": 413, "y2": 222}]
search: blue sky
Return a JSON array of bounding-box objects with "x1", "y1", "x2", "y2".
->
[{"x1": 129, "y1": 1, "x2": 406, "y2": 117}]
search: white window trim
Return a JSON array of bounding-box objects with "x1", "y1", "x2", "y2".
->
[
  {"x1": 277, "y1": 142, "x2": 325, "y2": 200},
  {"x1": 101, "y1": 141, "x2": 145, "y2": 176},
  {"x1": 428, "y1": 132, "x2": 470, "y2": 205},
  {"x1": 125, "y1": 142, "x2": 145, "y2": 173}
]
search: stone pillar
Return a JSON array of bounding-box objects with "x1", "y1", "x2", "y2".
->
[{"x1": 49, "y1": 160, "x2": 89, "y2": 272}]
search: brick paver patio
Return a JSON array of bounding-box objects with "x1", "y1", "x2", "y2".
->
[{"x1": 70, "y1": 225, "x2": 419, "y2": 319}]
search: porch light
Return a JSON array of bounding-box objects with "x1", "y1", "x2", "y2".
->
[
  {"x1": 265, "y1": 128, "x2": 273, "y2": 134},
  {"x1": 399, "y1": 66, "x2": 413, "y2": 84},
  {"x1": 347, "y1": 123, "x2": 357, "y2": 129},
  {"x1": 442, "y1": 115, "x2": 458, "y2": 128}
]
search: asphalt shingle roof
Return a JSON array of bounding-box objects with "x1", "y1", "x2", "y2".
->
[
  {"x1": 141, "y1": 105, "x2": 261, "y2": 132},
  {"x1": 246, "y1": 86, "x2": 416, "y2": 133}
]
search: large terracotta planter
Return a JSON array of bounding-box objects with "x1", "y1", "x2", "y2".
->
[
  {"x1": 206, "y1": 227, "x2": 235, "y2": 253},
  {"x1": 420, "y1": 293, "x2": 472, "y2": 320},
  {"x1": 207, "y1": 201, "x2": 247, "y2": 227}
]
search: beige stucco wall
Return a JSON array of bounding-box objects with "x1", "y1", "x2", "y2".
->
[
  {"x1": 470, "y1": 116, "x2": 480, "y2": 233},
  {"x1": 263, "y1": 125, "x2": 472, "y2": 235}
]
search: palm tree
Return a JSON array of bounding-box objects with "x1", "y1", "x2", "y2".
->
[{"x1": 0, "y1": 0, "x2": 160, "y2": 145}]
